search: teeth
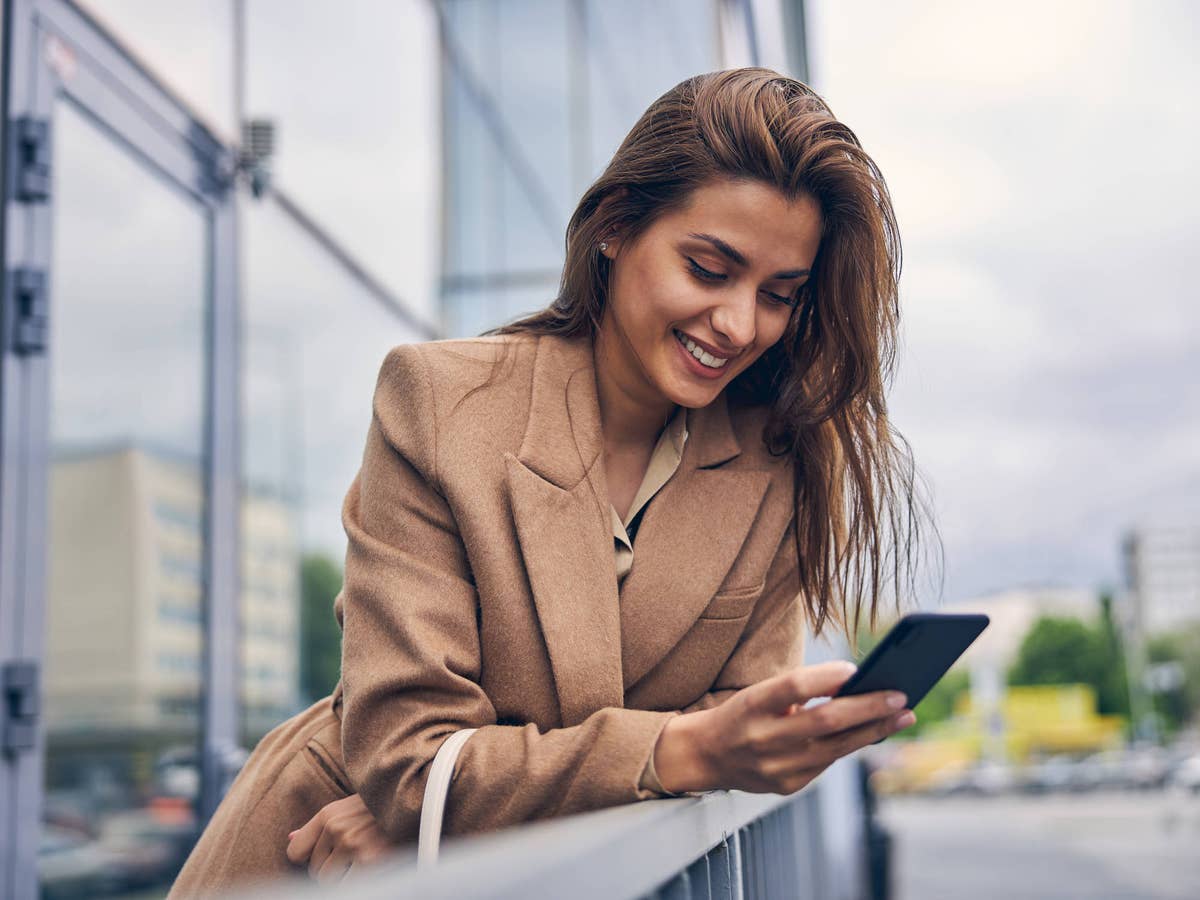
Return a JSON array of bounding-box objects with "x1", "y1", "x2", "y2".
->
[{"x1": 675, "y1": 330, "x2": 729, "y2": 368}]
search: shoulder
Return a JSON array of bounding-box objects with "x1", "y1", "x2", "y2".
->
[
  {"x1": 377, "y1": 333, "x2": 537, "y2": 388},
  {"x1": 374, "y1": 333, "x2": 539, "y2": 417},
  {"x1": 370, "y1": 334, "x2": 541, "y2": 482}
]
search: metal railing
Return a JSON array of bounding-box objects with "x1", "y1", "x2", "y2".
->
[{"x1": 232, "y1": 768, "x2": 863, "y2": 900}]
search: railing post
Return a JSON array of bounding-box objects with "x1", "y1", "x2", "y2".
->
[
  {"x1": 686, "y1": 853, "x2": 713, "y2": 899},
  {"x1": 710, "y1": 834, "x2": 739, "y2": 899}
]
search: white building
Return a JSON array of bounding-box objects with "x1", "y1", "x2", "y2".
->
[
  {"x1": 1123, "y1": 524, "x2": 1200, "y2": 637},
  {"x1": 45, "y1": 444, "x2": 301, "y2": 741}
]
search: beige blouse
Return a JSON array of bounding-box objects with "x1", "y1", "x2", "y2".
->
[{"x1": 613, "y1": 406, "x2": 692, "y2": 797}]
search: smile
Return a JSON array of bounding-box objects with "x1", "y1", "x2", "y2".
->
[{"x1": 673, "y1": 329, "x2": 730, "y2": 369}]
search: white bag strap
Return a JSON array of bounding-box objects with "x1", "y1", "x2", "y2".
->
[{"x1": 417, "y1": 728, "x2": 477, "y2": 868}]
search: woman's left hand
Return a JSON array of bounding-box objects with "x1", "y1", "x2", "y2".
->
[{"x1": 286, "y1": 793, "x2": 394, "y2": 883}]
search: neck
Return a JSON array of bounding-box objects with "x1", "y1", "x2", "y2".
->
[{"x1": 592, "y1": 325, "x2": 677, "y2": 451}]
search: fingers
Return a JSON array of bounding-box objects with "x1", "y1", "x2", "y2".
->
[
  {"x1": 286, "y1": 811, "x2": 323, "y2": 866},
  {"x1": 315, "y1": 849, "x2": 353, "y2": 885},
  {"x1": 787, "y1": 690, "x2": 908, "y2": 740},
  {"x1": 814, "y1": 709, "x2": 916, "y2": 761},
  {"x1": 307, "y1": 820, "x2": 337, "y2": 880},
  {"x1": 745, "y1": 661, "x2": 858, "y2": 716}
]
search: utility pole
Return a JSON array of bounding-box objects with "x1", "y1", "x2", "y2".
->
[{"x1": 1120, "y1": 532, "x2": 1157, "y2": 745}]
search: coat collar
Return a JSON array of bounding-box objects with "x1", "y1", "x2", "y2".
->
[{"x1": 504, "y1": 332, "x2": 773, "y2": 726}]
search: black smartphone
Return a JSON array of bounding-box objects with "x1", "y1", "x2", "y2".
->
[{"x1": 834, "y1": 612, "x2": 989, "y2": 741}]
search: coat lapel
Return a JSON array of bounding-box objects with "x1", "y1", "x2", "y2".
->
[
  {"x1": 505, "y1": 332, "x2": 773, "y2": 724},
  {"x1": 618, "y1": 395, "x2": 773, "y2": 688},
  {"x1": 505, "y1": 333, "x2": 625, "y2": 727}
]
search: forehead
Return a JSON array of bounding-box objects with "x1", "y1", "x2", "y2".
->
[{"x1": 657, "y1": 178, "x2": 823, "y2": 268}]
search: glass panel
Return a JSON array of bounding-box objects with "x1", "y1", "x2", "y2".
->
[
  {"x1": 42, "y1": 101, "x2": 209, "y2": 897},
  {"x1": 444, "y1": 277, "x2": 560, "y2": 340},
  {"x1": 245, "y1": 0, "x2": 441, "y2": 320},
  {"x1": 439, "y1": 0, "x2": 723, "y2": 336},
  {"x1": 74, "y1": 0, "x2": 236, "y2": 136},
  {"x1": 585, "y1": 0, "x2": 719, "y2": 171},
  {"x1": 240, "y1": 197, "x2": 425, "y2": 743}
]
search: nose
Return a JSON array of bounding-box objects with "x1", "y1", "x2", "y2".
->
[{"x1": 709, "y1": 288, "x2": 757, "y2": 351}]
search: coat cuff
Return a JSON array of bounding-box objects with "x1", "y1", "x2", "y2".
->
[{"x1": 635, "y1": 711, "x2": 706, "y2": 799}]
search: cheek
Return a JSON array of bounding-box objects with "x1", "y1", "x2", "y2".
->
[
  {"x1": 758, "y1": 308, "x2": 794, "y2": 347},
  {"x1": 619, "y1": 267, "x2": 699, "y2": 333}
]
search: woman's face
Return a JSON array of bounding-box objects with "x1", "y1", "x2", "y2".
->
[{"x1": 598, "y1": 177, "x2": 822, "y2": 412}]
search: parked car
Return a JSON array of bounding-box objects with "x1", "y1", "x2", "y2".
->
[
  {"x1": 1017, "y1": 754, "x2": 1075, "y2": 794},
  {"x1": 1170, "y1": 754, "x2": 1200, "y2": 794},
  {"x1": 1122, "y1": 746, "x2": 1170, "y2": 790},
  {"x1": 928, "y1": 760, "x2": 1015, "y2": 796},
  {"x1": 39, "y1": 824, "x2": 123, "y2": 900},
  {"x1": 1068, "y1": 750, "x2": 1125, "y2": 792},
  {"x1": 96, "y1": 809, "x2": 192, "y2": 891}
]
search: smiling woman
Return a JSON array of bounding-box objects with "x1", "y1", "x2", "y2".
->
[{"x1": 168, "y1": 67, "x2": 938, "y2": 896}]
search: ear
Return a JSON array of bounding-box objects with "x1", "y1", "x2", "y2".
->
[{"x1": 595, "y1": 187, "x2": 631, "y2": 260}]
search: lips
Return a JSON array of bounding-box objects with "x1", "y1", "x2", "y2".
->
[
  {"x1": 673, "y1": 329, "x2": 736, "y2": 360},
  {"x1": 672, "y1": 329, "x2": 731, "y2": 380}
]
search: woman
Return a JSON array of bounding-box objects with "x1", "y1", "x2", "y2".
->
[{"x1": 168, "y1": 67, "x2": 934, "y2": 896}]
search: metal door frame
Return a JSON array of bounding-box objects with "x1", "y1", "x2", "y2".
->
[{"x1": 0, "y1": 2, "x2": 239, "y2": 896}]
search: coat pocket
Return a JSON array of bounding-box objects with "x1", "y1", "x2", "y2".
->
[
  {"x1": 698, "y1": 580, "x2": 765, "y2": 621},
  {"x1": 301, "y1": 732, "x2": 352, "y2": 799}
]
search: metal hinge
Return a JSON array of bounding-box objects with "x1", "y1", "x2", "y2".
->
[
  {"x1": 2, "y1": 660, "x2": 40, "y2": 754},
  {"x1": 6, "y1": 268, "x2": 48, "y2": 355},
  {"x1": 10, "y1": 116, "x2": 52, "y2": 202}
]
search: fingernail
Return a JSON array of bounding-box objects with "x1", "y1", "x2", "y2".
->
[
  {"x1": 895, "y1": 711, "x2": 916, "y2": 728},
  {"x1": 886, "y1": 692, "x2": 907, "y2": 709}
]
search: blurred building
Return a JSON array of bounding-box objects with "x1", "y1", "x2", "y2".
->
[
  {"x1": 45, "y1": 443, "x2": 298, "y2": 784},
  {"x1": 46, "y1": 443, "x2": 300, "y2": 734},
  {"x1": 1122, "y1": 523, "x2": 1200, "y2": 637}
]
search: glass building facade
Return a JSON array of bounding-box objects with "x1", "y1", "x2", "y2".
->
[
  {"x1": 0, "y1": 1, "x2": 815, "y2": 896},
  {"x1": 439, "y1": 0, "x2": 808, "y2": 337}
]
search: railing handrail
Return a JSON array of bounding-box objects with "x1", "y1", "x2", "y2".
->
[{"x1": 232, "y1": 786, "x2": 814, "y2": 899}]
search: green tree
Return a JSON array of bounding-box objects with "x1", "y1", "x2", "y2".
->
[
  {"x1": 300, "y1": 553, "x2": 344, "y2": 704},
  {"x1": 1007, "y1": 605, "x2": 1130, "y2": 718},
  {"x1": 910, "y1": 668, "x2": 970, "y2": 737},
  {"x1": 1094, "y1": 592, "x2": 1131, "y2": 717}
]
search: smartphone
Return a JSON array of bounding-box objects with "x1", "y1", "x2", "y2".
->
[{"x1": 834, "y1": 612, "x2": 989, "y2": 742}]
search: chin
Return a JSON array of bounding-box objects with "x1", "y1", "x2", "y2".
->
[{"x1": 661, "y1": 376, "x2": 724, "y2": 409}]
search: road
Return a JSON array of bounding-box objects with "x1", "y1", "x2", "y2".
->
[{"x1": 877, "y1": 789, "x2": 1200, "y2": 899}]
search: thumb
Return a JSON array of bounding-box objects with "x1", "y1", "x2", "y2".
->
[
  {"x1": 286, "y1": 812, "x2": 323, "y2": 865},
  {"x1": 752, "y1": 661, "x2": 858, "y2": 715}
]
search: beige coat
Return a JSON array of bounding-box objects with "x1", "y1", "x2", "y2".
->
[{"x1": 168, "y1": 331, "x2": 805, "y2": 898}]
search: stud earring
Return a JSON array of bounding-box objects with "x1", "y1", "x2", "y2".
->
[{"x1": 599, "y1": 241, "x2": 609, "y2": 252}]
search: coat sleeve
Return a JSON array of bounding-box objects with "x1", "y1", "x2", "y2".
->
[{"x1": 336, "y1": 345, "x2": 680, "y2": 843}]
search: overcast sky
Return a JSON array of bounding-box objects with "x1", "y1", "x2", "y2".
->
[{"x1": 806, "y1": 0, "x2": 1199, "y2": 607}]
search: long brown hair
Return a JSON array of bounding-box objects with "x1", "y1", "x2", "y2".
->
[{"x1": 481, "y1": 67, "x2": 940, "y2": 644}]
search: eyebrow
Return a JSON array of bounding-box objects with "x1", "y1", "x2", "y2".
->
[{"x1": 687, "y1": 232, "x2": 810, "y2": 279}]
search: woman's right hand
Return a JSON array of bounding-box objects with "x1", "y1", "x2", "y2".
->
[{"x1": 654, "y1": 661, "x2": 915, "y2": 795}]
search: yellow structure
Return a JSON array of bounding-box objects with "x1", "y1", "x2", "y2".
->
[
  {"x1": 872, "y1": 683, "x2": 1126, "y2": 794},
  {"x1": 974, "y1": 684, "x2": 1125, "y2": 759}
]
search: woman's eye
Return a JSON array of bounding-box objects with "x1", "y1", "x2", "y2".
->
[
  {"x1": 685, "y1": 256, "x2": 725, "y2": 282},
  {"x1": 764, "y1": 290, "x2": 797, "y2": 307},
  {"x1": 687, "y1": 256, "x2": 799, "y2": 307}
]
